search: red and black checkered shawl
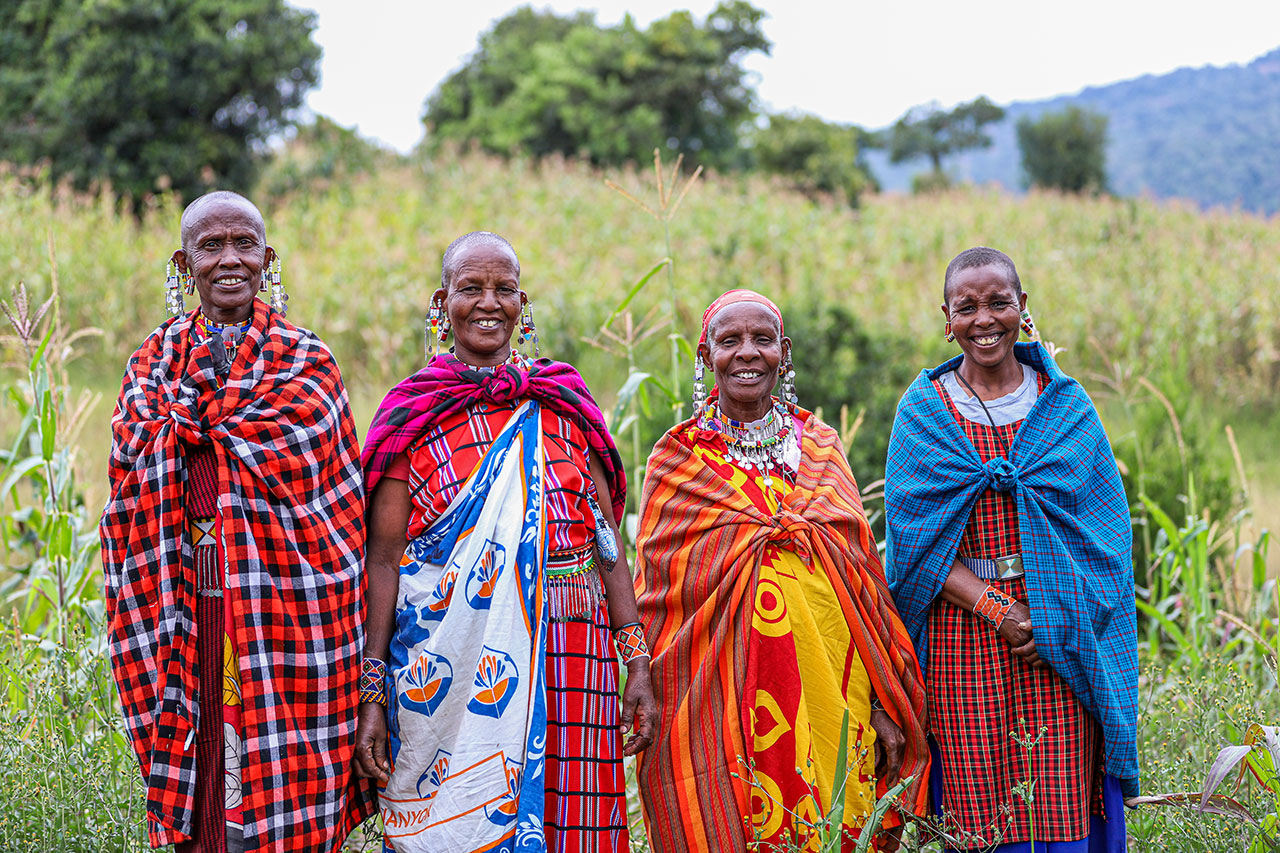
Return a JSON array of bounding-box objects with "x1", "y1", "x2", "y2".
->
[
  {"x1": 362, "y1": 354, "x2": 626, "y2": 519},
  {"x1": 100, "y1": 299, "x2": 375, "y2": 851}
]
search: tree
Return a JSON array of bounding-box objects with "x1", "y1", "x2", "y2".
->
[
  {"x1": 751, "y1": 112, "x2": 874, "y2": 205},
  {"x1": 1016, "y1": 106, "x2": 1108, "y2": 194},
  {"x1": 0, "y1": 0, "x2": 320, "y2": 203},
  {"x1": 886, "y1": 96, "x2": 1005, "y2": 187},
  {"x1": 422, "y1": 2, "x2": 771, "y2": 170}
]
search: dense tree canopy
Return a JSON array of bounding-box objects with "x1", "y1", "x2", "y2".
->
[
  {"x1": 751, "y1": 112, "x2": 873, "y2": 205},
  {"x1": 886, "y1": 96, "x2": 1005, "y2": 183},
  {"x1": 0, "y1": 0, "x2": 320, "y2": 203},
  {"x1": 1017, "y1": 106, "x2": 1108, "y2": 194},
  {"x1": 422, "y1": 2, "x2": 771, "y2": 170}
]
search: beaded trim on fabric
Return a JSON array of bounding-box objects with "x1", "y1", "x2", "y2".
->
[{"x1": 547, "y1": 544, "x2": 605, "y2": 622}]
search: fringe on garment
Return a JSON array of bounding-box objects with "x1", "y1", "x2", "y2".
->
[{"x1": 547, "y1": 552, "x2": 606, "y2": 623}]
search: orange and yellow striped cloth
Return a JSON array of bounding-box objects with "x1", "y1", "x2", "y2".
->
[{"x1": 635, "y1": 410, "x2": 929, "y2": 851}]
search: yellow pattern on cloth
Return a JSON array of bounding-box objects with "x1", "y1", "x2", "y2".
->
[
  {"x1": 223, "y1": 633, "x2": 241, "y2": 706},
  {"x1": 695, "y1": 442, "x2": 877, "y2": 848}
]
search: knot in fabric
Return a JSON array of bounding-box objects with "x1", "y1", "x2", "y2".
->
[
  {"x1": 983, "y1": 456, "x2": 1019, "y2": 492},
  {"x1": 478, "y1": 365, "x2": 530, "y2": 403},
  {"x1": 765, "y1": 513, "x2": 813, "y2": 566}
]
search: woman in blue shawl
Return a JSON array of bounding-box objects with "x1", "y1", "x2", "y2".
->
[{"x1": 884, "y1": 247, "x2": 1137, "y2": 852}]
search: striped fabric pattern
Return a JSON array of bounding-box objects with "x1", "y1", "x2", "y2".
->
[
  {"x1": 884, "y1": 342, "x2": 1139, "y2": 795},
  {"x1": 544, "y1": 606, "x2": 628, "y2": 852},
  {"x1": 635, "y1": 411, "x2": 929, "y2": 852}
]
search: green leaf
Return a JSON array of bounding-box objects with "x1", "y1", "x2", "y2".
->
[
  {"x1": 821, "y1": 708, "x2": 851, "y2": 852},
  {"x1": 600, "y1": 258, "x2": 670, "y2": 331},
  {"x1": 39, "y1": 389, "x2": 55, "y2": 461}
]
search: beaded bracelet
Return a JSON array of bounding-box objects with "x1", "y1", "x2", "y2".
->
[
  {"x1": 973, "y1": 585, "x2": 1016, "y2": 629},
  {"x1": 613, "y1": 622, "x2": 650, "y2": 665},
  {"x1": 358, "y1": 657, "x2": 389, "y2": 707}
]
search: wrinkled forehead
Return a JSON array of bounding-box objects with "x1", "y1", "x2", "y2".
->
[
  {"x1": 706, "y1": 301, "x2": 783, "y2": 340},
  {"x1": 182, "y1": 197, "x2": 266, "y2": 246}
]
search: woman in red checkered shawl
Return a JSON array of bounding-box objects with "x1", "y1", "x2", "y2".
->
[
  {"x1": 886, "y1": 247, "x2": 1131, "y2": 852},
  {"x1": 100, "y1": 192, "x2": 374, "y2": 853}
]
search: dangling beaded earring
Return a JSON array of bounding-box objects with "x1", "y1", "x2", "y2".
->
[
  {"x1": 265, "y1": 258, "x2": 287, "y2": 316},
  {"x1": 779, "y1": 348, "x2": 798, "y2": 407},
  {"x1": 1019, "y1": 307, "x2": 1039, "y2": 340},
  {"x1": 691, "y1": 358, "x2": 708, "y2": 415},
  {"x1": 517, "y1": 299, "x2": 539, "y2": 360},
  {"x1": 944, "y1": 318, "x2": 955, "y2": 343},
  {"x1": 425, "y1": 299, "x2": 449, "y2": 361},
  {"x1": 164, "y1": 260, "x2": 185, "y2": 317}
]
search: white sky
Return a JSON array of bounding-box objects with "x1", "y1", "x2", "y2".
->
[{"x1": 296, "y1": 0, "x2": 1280, "y2": 152}]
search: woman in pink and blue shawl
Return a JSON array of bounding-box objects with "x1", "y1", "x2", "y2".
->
[
  {"x1": 884, "y1": 247, "x2": 1137, "y2": 852},
  {"x1": 352, "y1": 232, "x2": 656, "y2": 853}
]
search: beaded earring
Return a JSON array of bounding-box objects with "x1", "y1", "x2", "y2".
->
[
  {"x1": 1020, "y1": 307, "x2": 1039, "y2": 340},
  {"x1": 691, "y1": 357, "x2": 709, "y2": 415},
  {"x1": 264, "y1": 258, "x2": 287, "y2": 315},
  {"x1": 425, "y1": 299, "x2": 449, "y2": 361},
  {"x1": 517, "y1": 299, "x2": 539, "y2": 359},
  {"x1": 779, "y1": 347, "x2": 798, "y2": 407},
  {"x1": 944, "y1": 318, "x2": 955, "y2": 343},
  {"x1": 164, "y1": 260, "x2": 186, "y2": 317}
]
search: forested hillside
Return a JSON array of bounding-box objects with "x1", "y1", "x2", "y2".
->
[{"x1": 868, "y1": 48, "x2": 1280, "y2": 213}]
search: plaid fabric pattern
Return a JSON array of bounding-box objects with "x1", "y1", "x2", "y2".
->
[
  {"x1": 545, "y1": 603, "x2": 629, "y2": 853},
  {"x1": 635, "y1": 412, "x2": 929, "y2": 852},
  {"x1": 884, "y1": 342, "x2": 1139, "y2": 795},
  {"x1": 101, "y1": 300, "x2": 376, "y2": 849},
  {"x1": 934, "y1": 371, "x2": 1050, "y2": 560},
  {"x1": 929, "y1": 577, "x2": 1103, "y2": 846},
  {"x1": 362, "y1": 354, "x2": 625, "y2": 520}
]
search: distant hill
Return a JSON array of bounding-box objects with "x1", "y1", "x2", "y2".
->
[{"x1": 865, "y1": 48, "x2": 1280, "y2": 214}]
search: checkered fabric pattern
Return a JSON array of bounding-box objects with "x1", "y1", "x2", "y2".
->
[
  {"x1": 101, "y1": 300, "x2": 375, "y2": 850},
  {"x1": 929, "y1": 576, "x2": 1103, "y2": 845},
  {"x1": 612, "y1": 622, "x2": 650, "y2": 664},
  {"x1": 934, "y1": 372, "x2": 1049, "y2": 560},
  {"x1": 884, "y1": 342, "x2": 1139, "y2": 795}
]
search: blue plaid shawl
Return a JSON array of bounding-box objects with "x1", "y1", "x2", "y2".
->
[{"x1": 884, "y1": 342, "x2": 1139, "y2": 796}]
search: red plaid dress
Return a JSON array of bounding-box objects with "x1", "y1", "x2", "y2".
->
[
  {"x1": 927, "y1": 372, "x2": 1104, "y2": 848},
  {"x1": 394, "y1": 399, "x2": 629, "y2": 853}
]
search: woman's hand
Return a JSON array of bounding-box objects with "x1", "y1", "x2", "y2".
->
[
  {"x1": 997, "y1": 601, "x2": 1043, "y2": 668},
  {"x1": 869, "y1": 707, "x2": 904, "y2": 786},
  {"x1": 353, "y1": 702, "x2": 392, "y2": 783},
  {"x1": 620, "y1": 659, "x2": 657, "y2": 756}
]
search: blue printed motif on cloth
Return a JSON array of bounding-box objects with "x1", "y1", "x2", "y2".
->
[
  {"x1": 381, "y1": 401, "x2": 549, "y2": 852},
  {"x1": 884, "y1": 342, "x2": 1140, "y2": 796}
]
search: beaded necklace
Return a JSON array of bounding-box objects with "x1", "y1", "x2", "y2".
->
[
  {"x1": 194, "y1": 313, "x2": 252, "y2": 373},
  {"x1": 700, "y1": 398, "x2": 793, "y2": 479}
]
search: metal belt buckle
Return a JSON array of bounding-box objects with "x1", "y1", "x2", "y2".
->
[{"x1": 996, "y1": 554, "x2": 1024, "y2": 579}]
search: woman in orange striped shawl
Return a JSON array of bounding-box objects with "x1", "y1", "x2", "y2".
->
[{"x1": 635, "y1": 290, "x2": 929, "y2": 852}]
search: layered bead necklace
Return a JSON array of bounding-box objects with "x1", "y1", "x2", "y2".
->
[{"x1": 700, "y1": 398, "x2": 793, "y2": 485}]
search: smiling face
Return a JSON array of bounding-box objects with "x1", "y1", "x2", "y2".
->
[
  {"x1": 699, "y1": 302, "x2": 789, "y2": 422},
  {"x1": 172, "y1": 196, "x2": 273, "y2": 324},
  {"x1": 942, "y1": 263, "x2": 1028, "y2": 373},
  {"x1": 436, "y1": 242, "x2": 523, "y2": 366}
]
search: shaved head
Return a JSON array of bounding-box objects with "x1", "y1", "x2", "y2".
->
[
  {"x1": 441, "y1": 231, "x2": 519, "y2": 290},
  {"x1": 943, "y1": 246, "x2": 1021, "y2": 305},
  {"x1": 180, "y1": 191, "x2": 265, "y2": 252}
]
